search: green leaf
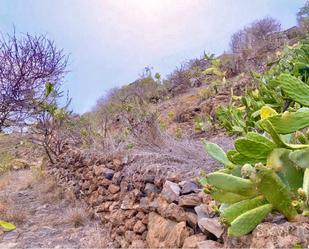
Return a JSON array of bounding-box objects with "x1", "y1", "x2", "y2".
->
[
  {"x1": 258, "y1": 109, "x2": 309, "y2": 135},
  {"x1": 234, "y1": 135, "x2": 275, "y2": 160},
  {"x1": 289, "y1": 148, "x2": 309, "y2": 169},
  {"x1": 203, "y1": 140, "x2": 234, "y2": 168},
  {"x1": 199, "y1": 176, "x2": 207, "y2": 186},
  {"x1": 267, "y1": 149, "x2": 303, "y2": 191},
  {"x1": 0, "y1": 220, "x2": 16, "y2": 231},
  {"x1": 274, "y1": 74, "x2": 309, "y2": 106},
  {"x1": 45, "y1": 82, "x2": 54, "y2": 97}
]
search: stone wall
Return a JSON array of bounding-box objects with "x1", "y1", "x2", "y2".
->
[{"x1": 49, "y1": 147, "x2": 309, "y2": 248}]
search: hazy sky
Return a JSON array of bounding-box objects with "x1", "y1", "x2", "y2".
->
[{"x1": 0, "y1": 0, "x2": 305, "y2": 113}]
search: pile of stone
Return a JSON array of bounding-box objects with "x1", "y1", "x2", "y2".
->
[
  {"x1": 48, "y1": 148, "x2": 225, "y2": 248},
  {"x1": 49, "y1": 147, "x2": 309, "y2": 248}
]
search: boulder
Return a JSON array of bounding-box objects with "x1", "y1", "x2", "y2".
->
[
  {"x1": 198, "y1": 217, "x2": 224, "y2": 238},
  {"x1": 161, "y1": 181, "x2": 180, "y2": 203},
  {"x1": 146, "y1": 212, "x2": 190, "y2": 248}
]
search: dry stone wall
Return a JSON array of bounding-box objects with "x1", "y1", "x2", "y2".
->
[
  {"x1": 48, "y1": 147, "x2": 309, "y2": 248},
  {"x1": 48, "y1": 148, "x2": 225, "y2": 248}
]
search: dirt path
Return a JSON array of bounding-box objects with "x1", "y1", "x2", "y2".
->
[{"x1": 0, "y1": 169, "x2": 110, "y2": 249}]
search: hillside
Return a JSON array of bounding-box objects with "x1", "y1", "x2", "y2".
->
[{"x1": 2, "y1": 4, "x2": 309, "y2": 249}]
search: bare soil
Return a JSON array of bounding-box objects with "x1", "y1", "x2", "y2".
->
[{"x1": 0, "y1": 170, "x2": 110, "y2": 249}]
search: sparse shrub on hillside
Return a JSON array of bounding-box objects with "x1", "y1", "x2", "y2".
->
[
  {"x1": 230, "y1": 17, "x2": 284, "y2": 73},
  {"x1": 166, "y1": 64, "x2": 192, "y2": 95},
  {"x1": 203, "y1": 57, "x2": 228, "y2": 95}
]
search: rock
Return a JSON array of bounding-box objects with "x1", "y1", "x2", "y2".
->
[
  {"x1": 180, "y1": 181, "x2": 200, "y2": 195},
  {"x1": 166, "y1": 173, "x2": 182, "y2": 183},
  {"x1": 144, "y1": 183, "x2": 160, "y2": 195},
  {"x1": 108, "y1": 184, "x2": 120, "y2": 194},
  {"x1": 103, "y1": 168, "x2": 114, "y2": 180},
  {"x1": 186, "y1": 211, "x2": 198, "y2": 229},
  {"x1": 179, "y1": 193, "x2": 201, "y2": 207},
  {"x1": 99, "y1": 178, "x2": 112, "y2": 187},
  {"x1": 112, "y1": 158, "x2": 123, "y2": 170},
  {"x1": 112, "y1": 172, "x2": 122, "y2": 185},
  {"x1": 161, "y1": 181, "x2": 180, "y2": 203},
  {"x1": 235, "y1": 221, "x2": 309, "y2": 248},
  {"x1": 2, "y1": 230, "x2": 19, "y2": 240},
  {"x1": 197, "y1": 240, "x2": 223, "y2": 249},
  {"x1": 158, "y1": 203, "x2": 187, "y2": 222},
  {"x1": 144, "y1": 175, "x2": 155, "y2": 184},
  {"x1": 194, "y1": 205, "x2": 209, "y2": 220},
  {"x1": 121, "y1": 195, "x2": 136, "y2": 210},
  {"x1": 133, "y1": 220, "x2": 147, "y2": 234},
  {"x1": 93, "y1": 165, "x2": 104, "y2": 176},
  {"x1": 182, "y1": 234, "x2": 207, "y2": 248},
  {"x1": 130, "y1": 239, "x2": 146, "y2": 248},
  {"x1": 146, "y1": 212, "x2": 190, "y2": 248},
  {"x1": 125, "y1": 217, "x2": 138, "y2": 230},
  {"x1": 136, "y1": 211, "x2": 145, "y2": 220},
  {"x1": 124, "y1": 230, "x2": 135, "y2": 243},
  {"x1": 198, "y1": 217, "x2": 224, "y2": 238}
]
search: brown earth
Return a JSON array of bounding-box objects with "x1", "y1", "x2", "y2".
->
[{"x1": 0, "y1": 170, "x2": 111, "y2": 248}]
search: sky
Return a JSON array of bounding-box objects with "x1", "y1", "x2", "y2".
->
[{"x1": 0, "y1": 0, "x2": 306, "y2": 113}]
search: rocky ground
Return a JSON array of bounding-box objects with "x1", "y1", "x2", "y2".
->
[{"x1": 0, "y1": 170, "x2": 110, "y2": 248}]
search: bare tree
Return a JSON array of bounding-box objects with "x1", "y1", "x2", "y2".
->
[
  {"x1": 297, "y1": 1, "x2": 309, "y2": 31},
  {"x1": 0, "y1": 31, "x2": 68, "y2": 131},
  {"x1": 230, "y1": 17, "x2": 281, "y2": 54}
]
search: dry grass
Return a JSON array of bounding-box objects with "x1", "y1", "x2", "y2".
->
[
  {"x1": 37, "y1": 178, "x2": 65, "y2": 204},
  {"x1": 65, "y1": 206, "x2": 89, "y2": 227},
  {"x1": 0, "y1": 193, "x2": 27, "y2": 225}
]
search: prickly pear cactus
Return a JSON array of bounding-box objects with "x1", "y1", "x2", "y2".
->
[
  {"x1": 255, "y1": 164, "x2": 298, "y2": 220},
  {"x1": 273, "y1": 74, "x2": 309, "y2": 107},
  {"x1": 258, "y1": 109, "x2": 309, "y2": 135},
  {"x1": 234, "y1": 134, "x2": 275, "y2": 160},
  {"x1": 227, "y1": 204, "x2": 273, "y2": 237},
  {"x1": 221, "y1": 195, "x2": 267, "y2": 224},
  {"x1": 203, "y1": 140, "x2": 234, "y2": 168},
  {"x1": 206, "y1": 172, "x2": 256, "y2": 196},
  {"x1": 267, "y1": 149, "x2": 303, "y2": 192}
]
